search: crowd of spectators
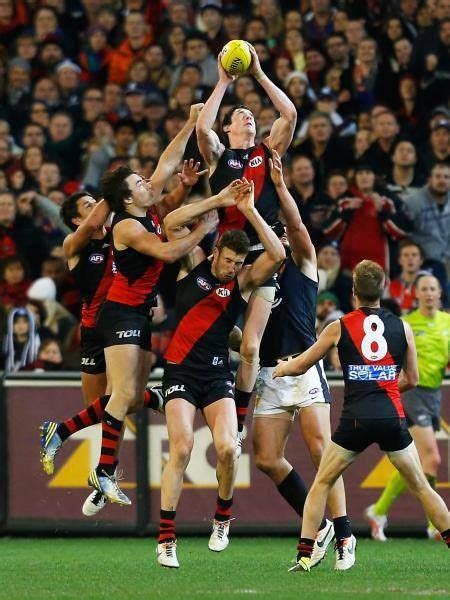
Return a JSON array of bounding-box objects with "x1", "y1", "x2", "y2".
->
[{"x1": 0, "y1": 0, "x2": 449, "y2": 372}]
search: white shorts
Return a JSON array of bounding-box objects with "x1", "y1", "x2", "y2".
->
[{"x1": 254, "y1": 361, "x2": 330, "y2": 419}]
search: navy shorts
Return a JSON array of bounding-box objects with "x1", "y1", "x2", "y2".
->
[
  {"x1": 162, "y1": 363, "x2": 235, "y2": 410},
  {"x1": 80, "y1": 326, "x2": 105, "y2": 375},
  {"x1": 96, "y1": 301, "x2": 152, "y2": 351},
  {"x1": 332, "y1": 417, "x2": 412, "y2": 453}
]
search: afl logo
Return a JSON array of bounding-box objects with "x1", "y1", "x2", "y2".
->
[
  {"x1": 196, "y1": 276, "x2": 212, "y2": 291},
  {"x1": 228, "y1": 158, "x2": 243, "y2": 169},
  {"x1": 216, "y1": 287, "x2": 231, "y2": 298},
  {"x1": 89, "y1": 253, "x2": 104, "y2": 264},
  {"x1": 249, "y1": 156, "x2": 263, "y2": 168}
]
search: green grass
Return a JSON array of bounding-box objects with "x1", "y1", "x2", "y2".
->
[{"x1": 0, "y1": 537, "x2": 448, "y2": 600}]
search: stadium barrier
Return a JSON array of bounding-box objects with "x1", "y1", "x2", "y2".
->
[{"x1": 1, "y1": 372, "x2": 449, "y2": 536}]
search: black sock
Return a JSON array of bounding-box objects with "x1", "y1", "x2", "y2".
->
[
  {"x1": 333, "y1": 515, "x2": 352, "y2": 541},
  {"x1": 277, "y1": 468, "x2": 308, "y2": 516},
  {"x1": 440, "y1": 528, "x2": 450, "y2": 548},
  {"x1": 235, "y1": 389, "x2": 252, "y2": 432},
  {"x1": 297, "y1": 537, "x2": 315, "y2": 559},
  {"x1": 159, "y1": 509, "x2": 176, "y2": 543},
  {"x1": 214, "y1": 496, "x2": 233, "y2": 522}
]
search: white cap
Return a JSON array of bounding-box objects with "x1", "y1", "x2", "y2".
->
[{"x1": 27, "y1": 277, "x2": 56, "y2": 301}]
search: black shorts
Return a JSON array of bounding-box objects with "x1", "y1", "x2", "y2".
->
[
  {"x1": 96, "y1": 301, "x2": 152, "y2": 350},
  {"x1": 332, "y1": 417, "x2": 413, "y2": 453},
  {"x1": 162, "y1": 363, "x2": 235, "y2": 410},
  {"x1": 80, "y1": 326, "x2": 105, "y2": 375}
]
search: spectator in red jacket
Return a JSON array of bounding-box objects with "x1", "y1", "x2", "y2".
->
[
  {"x1": 387, "y1": 239, "x2": 428, "y2": 314},
  {"x1": 0, "y1": 255, "x2": 30, "y2": 309}
]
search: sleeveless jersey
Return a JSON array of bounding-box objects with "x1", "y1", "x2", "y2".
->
[
  {"x1": 70, "y1": 231, "x2": 114, "y2": 328},
  {"x1": 107, "y1": 208, "x2": 163, "y2": 309},
  {"x1": 338, "y1": 307, "x2": 407, "y2": 419},
  {"x1": 210, "y1": 144, "x2": 281, "y2": 246},
  {"x1": 260, "y1": 257, "x2": 318, "y2": 367},
  {"x1": 164, "y1": 259, "x2": 246, "y2": 369}
]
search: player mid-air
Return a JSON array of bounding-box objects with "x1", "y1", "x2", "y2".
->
[{"x1": 273, "y1": 260, "x2": 450, "y2": 571}]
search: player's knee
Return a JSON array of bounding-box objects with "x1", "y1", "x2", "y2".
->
[
  {"x1": 254, "y1": 454, "x2": 279, "y2": 477},
  {"x1": 216, "y1": 439, "x2": 236, "y2": 465},
  {"x1": 171, "y1": 437, "x2": 194, "y2": 466},
  {"x1": 116, "y1": 383, "x2": 139, "y2": 407},
  {"x1": 307, "y1": 436, "x2": 327, "y2": 466}
]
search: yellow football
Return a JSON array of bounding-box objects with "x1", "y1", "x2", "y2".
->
[{"x1": 220, "y1": 40, "x2": 252, "y2": 76}]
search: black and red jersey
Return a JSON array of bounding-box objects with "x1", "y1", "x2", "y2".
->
[
  {"x1": 164, "y1": 259, "x2": 246, "y2": 369},
  {"x1": 338, "y1": 307, "x2": 408, "y2": 419},
  {"x1": 210, "y1": 143, "x2": 281, "y2": 247},
  {"x1": 107, "y1": 208, "x2": 163, "y2": 309},
  {"x1": 70, "y1": 231, "x2": 113, "y2": 328}
]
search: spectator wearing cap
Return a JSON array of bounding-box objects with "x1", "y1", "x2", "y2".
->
[
  {"x1": 198, "y1": 1, "x2": 227, "y2": 56},
  {"x1": 82, "y1": 118, "x2": 137, "y2": 191},
  {"x1": 108, "y1": 11, "x2": 153, "y2": 85},
  {"x1": 403, "y1": 163, "x2": 450, "y2": 290},
  {"x1": 304, "y1": 0, "x2": 335, "y2": 44},
  {"x1": 423, "y1": 118, "x2": 450, "y2": 173},
  {"x1": 284, "y1": 71, "x2": 314, "y2": 134},
  {"x1": 124, "y1": 83, "x2": 148, "y2": 134},
  {"x1": 324, "y1": 164, "x2": 409, "y2": 273},
  {"x1": 362, "y1": 109, "x2": 400, "y2": 175},
  {"x1": 78, "y1": 26, "x2": 111, "y2": 85},
  {"x1": 223, "y1": 5, "x2": 245, "y2": 41},
  {"x1": 293, "y1": 111, "x2": 353, "y2": 188},
  {"x1": 316, "y1": 290, "x2": 343, "y2": 334},
  {"x1": 144, "y1": 44, "x2": 172, "y2": 93},
  {"x1": 288, "y1": 154, "x2": 334, "y2": 247},
  {"x1": 55, "y1": 60, "x2": 82, "y2": 109},
  {"x1": 386, "y1": 139, "x2": 425, "y2": 201}
]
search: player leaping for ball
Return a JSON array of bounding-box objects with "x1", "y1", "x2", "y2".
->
[
  {"x1": 273, "y1": 260, "x2": 450, "y2": 572},
  {"x1": 196, "y1": 43, "x2": 297, "y2": 448},
  {"x1": 157, "y1": 179, "x2": 285, "y2": 568}
]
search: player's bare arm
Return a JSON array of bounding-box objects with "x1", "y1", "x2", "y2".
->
[
  {"x1": 269, "y1": 149, "x2": 316, "y2": 279},
  {"x1": 237, "y1": 179, "x2": 285, "y2": 297},
  {"x1": 113, "y1": 213, "x2": 217, "y2": 264},
  {"x1": 398, "y1": 321, "x2": 419, "y2": 392},
  {"x1": 247, "y1": 45, "x2": 297, "y2": 156},
  {"x1": 150, "y1": 103, "x2": 204, "y2": 199},
  {"x1": 196, "y1": 55, "x2": 231, "y2": 167},
  {"x1": 157, "y1": 159, "x2": 209, "y2": 221},
  {"x1": 273, "y1": 320, "x2": 342, "y2": 378},
  {"x1": 63, "y1": 199, "x2": 110, "y2": 265}
]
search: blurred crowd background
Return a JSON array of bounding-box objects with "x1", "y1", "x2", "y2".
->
[{"x1": 0, "y1": 0, "x2": 449, "y2": 372}]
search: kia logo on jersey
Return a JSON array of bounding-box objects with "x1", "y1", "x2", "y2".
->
[
  {"x1": 216, "y1": 287, "x2": 231, "y2": 298},
  {"x1": 89, "y1": 253, "x2": 104, "y2": 264},
  {"x1": 228, "y1": 158, "x2": 243, "y2": 169},
  {"x1": 197, "y1": 276, "x2": 212, "y2": 291},
  {"x1": 249, "y1": 156, "x2": 263, "y2": 168}
]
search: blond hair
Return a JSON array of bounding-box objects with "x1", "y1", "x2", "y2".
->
[{"x1": 353, "y1": 260, "x2": 385, "y2": 303}]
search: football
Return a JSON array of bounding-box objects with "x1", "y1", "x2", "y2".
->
[{"x1": 220, "y1": 39, "x2": 252, "y2": 76}]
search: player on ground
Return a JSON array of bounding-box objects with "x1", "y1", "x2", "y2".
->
[
  {"x1": 366, "y1": 274, "x2": 450, "y2": 541},
  {"x1": 253, "y1": 150, "x2": 350, "y2": 569},
  {"x1": 157, "y1": 179, "x2": 285, "y2": 569},
  {"x1": 196, "y1": 45, "x2": 297, "y2": 444},
  {"x1": 273, "y1": 260, "x2": 450, "y2": 572}
]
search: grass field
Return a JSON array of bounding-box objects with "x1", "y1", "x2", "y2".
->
[{"x1": 0, "y1": 537, "x2": 448, "y2": 600}]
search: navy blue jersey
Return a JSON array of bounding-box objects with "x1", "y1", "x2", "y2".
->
[
  {"x1": 260, "y1": 257, "x2": 318, "y2": 367},
  {"x1": 338, "y1": 307, "x2": 407, "y2": 419},
  {"x1": 165, "y1": 259, "x2": 247, "y2": 369}
]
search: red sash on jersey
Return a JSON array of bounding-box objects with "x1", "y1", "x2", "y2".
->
[{"x1": 218, "y1": 145, "x2": 267, "y2": 238}]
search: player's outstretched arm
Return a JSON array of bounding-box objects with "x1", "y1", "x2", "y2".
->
[
  {"x1": 63, "y1": 199, "x2": 110, "y2": 260},
  {"x1": 269, "y1": 149, "x2": 316, "y2": 278},
  {"x1": 273, "y1": 320, "x2": 341, "y2": 378},
  {"x1": 157, "y1": 159, "x2": 209, "y2": 220},
  {"x1": 237, "y1": 179, "x2": 285, "y2": 295},
  {"x1": 150, "y1": 103, "x2": 204, "y2": 199},
  {"x1": 247, "y1": 45, "x2": 297, "y2": 156},
  {"x1": 398, "y1": 321, "x2": 419, "y2": 392},
  {"x1": 196, "y1": 55, "x2": 231, "y2": 166},
  {"x1": 114, "y1": 212, "x2": 218, "y2": 264}
]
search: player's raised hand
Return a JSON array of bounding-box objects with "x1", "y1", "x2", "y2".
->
[
  {"x1": 216, "y1": 179, "x2": 241, "y2": 207},
  {"x1": 269, "y1": 149, "x2": 284, "y2": 187},
  {"x1": 217, "y1": 51, "x2": 236, "y2": 82},
  {"x1": 247, "y1": 43, "x2": 264, "y2": 79},
  {"x1": 198, "y1": 209, "x2": 219, "y2": 233},
  {"x1": 235, "y1": 177, "x2": 255, "y2": 214},
  {"x1": 177, "y1": 159, "x2": 208, "y2": 187},
  {"x1": 188, "y1": 103, "x2": 205, "y2": 124}
]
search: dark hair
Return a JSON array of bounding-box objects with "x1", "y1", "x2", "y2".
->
[
  {"x1": 26, "y1": 298, "x2": 47, "y2": 323},
  {"x1": 0, "y1": 255, "x2": 28, "y2": 281},
  {"x1": 60, "y1": 191, "x2": 91, "y2": 231},
  {"x1": 398, "y1": 238, "x2": 424, "y2": 259},
  {"x1": 217, "y1": 230, "x2": 250, "y2": 255},
  {"x1": 353, "y1": 260, "x2": 385, "y2": 303},
  {"x1": 114, "y1": 118, "x2": 137, "y2": 134},
  {"x1": 101, "y1": 166, "x2": 133, "y2": 213},
  {"x1": 221, "y1": 104, "x2": 252, "y2": 131}
]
